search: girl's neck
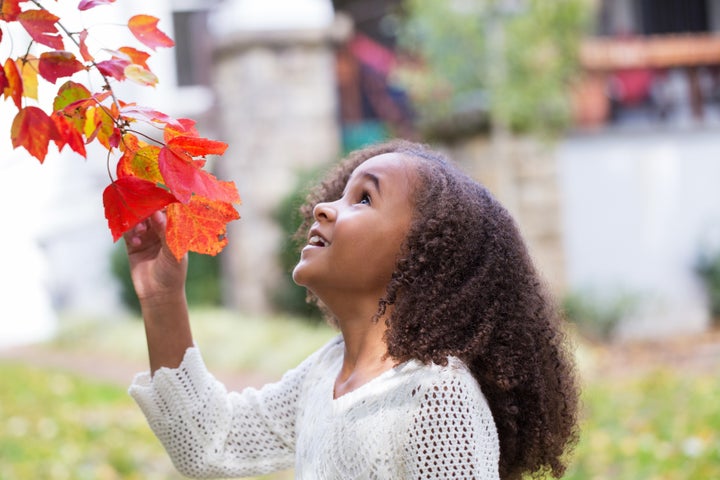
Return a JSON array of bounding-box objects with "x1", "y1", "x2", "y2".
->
[{"x1": 333, "y1": 307, "x2": 396, "y2": 398}]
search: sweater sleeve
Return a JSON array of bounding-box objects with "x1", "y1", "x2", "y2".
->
[
  {"x1": 403, "y1": 362, "x2": 500, "y2": 480},
  {"x1": 128, "y1": 344, "x2": 326, "y2": 478}
]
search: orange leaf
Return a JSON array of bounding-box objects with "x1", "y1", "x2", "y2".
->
[
  {"x1": 166, "y1": 196, "x2": 240, "y2": 260},
  {"x1": 128, "y1": 15, "x2": 174, "y2": 51},
  {"x1": 103, "y1": 176, "x2": 177, "y2": 242},
  {"x1": 117, "y1": 143, "x2": 163, "y2": 184},
  {"x1": 167, "y1": 135, "x2": 228, "y2": 157},
  {"x1": 3, "y1": 58, "x2": 23, "y2": 109},
  {"x1": 1, "y1": 0, "x2": 22, "y2": 21},
  {"x1": 38, "y1": 51, "x2": 85, "y2": 83},
  {"x1": 118, "y1": 46, "x2": 150, "y2": 69},
  {"x1": 163, "y1": 118, "x2": 199, "y2": 142},
  {"x1": 11, "y1": 106, "x2": 61, "y2": 163},
  {"x1": 18, "y1": 9, "x2": 64, "y2": 50},
  {"x1": 158, "y1": 146, "x2": 240, "y2": 204},
  {"x1": 52, "y1": 112, "x2": 87, "y2": 158}
]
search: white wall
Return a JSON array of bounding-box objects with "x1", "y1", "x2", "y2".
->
[
  {"x1": 0, "y1": 0, "x2": 183, "y2": 346},
  {"x1": 558, "y1": 128, "x2": 720, "y2": 338}
]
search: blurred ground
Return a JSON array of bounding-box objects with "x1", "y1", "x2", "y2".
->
[
  {"x1": 0, "y1": 343, "x2": 271, "y2": 392},
  {"x1": 1, "y1": 326, "x2": 718, "y2": 389},
  {"x1": 580, "y1": 326, "x2": 720, "y2": 380}
]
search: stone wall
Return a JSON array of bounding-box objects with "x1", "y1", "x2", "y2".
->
[{"x1": 211, "y1": 20, "x2": 349, "y2": 312}]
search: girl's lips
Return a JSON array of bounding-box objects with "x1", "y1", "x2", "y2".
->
[{"x1": 308, "y1": 234, "x2": 329, "y2": 247}]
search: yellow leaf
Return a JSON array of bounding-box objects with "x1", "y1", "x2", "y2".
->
[
  {"x1": 17, "y1": 56, "x2": 38, "y2": 100},
  {"x1": 124, "y1": 64, "x2": 157, "y2": 87}
]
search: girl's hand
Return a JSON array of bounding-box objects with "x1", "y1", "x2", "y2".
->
[{"x1": 123, "y1": 210, "x2": 188, "y2": 302}]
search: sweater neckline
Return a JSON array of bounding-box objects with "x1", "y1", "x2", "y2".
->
[{"x1": 329, "y1": 353, "x2": 418, "y2": 407}]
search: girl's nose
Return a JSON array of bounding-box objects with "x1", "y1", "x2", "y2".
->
[{"x1": 313, "y1": 201, "x2": 337, "y2": 222}]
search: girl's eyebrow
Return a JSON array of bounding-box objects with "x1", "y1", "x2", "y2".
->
[
  {"x1": 343, "y1": 171, "x2": 381, "y2": 197},
  {"x1": 360, "y1": 172, "x2": 381, "y2": 193}
]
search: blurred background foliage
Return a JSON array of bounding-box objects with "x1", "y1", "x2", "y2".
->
[
  {"x1": 394, "y1": 0, "x2": 593, "y2": 137},
  {"x1": 111, "y1": 246, "x2": 223, "y2": 315},
  {"x1": 695, "y1": 246, "x2": 720, "y2": 325},
  {"x1": 272, "y1": 168, "x2": 325, "y2": 321}
]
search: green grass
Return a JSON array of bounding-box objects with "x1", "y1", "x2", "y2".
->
[
  {"x1": 563, "y1": 369, "x2": 720, "y2": 480},
  {"x1": 4, "y1": 311, "x2": 719, "y2": 479},
  {"x1": 0, "y1": 362, "x2": 182, "y2": 480}
]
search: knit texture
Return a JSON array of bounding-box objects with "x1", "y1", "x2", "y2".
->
[{"x1": 129, "y1": 336, "x2": 500, "y2": 479}]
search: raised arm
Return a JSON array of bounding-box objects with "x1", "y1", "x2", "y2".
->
[{"x1": 124, "y1": 210, "x2": 192, "y2": 374}]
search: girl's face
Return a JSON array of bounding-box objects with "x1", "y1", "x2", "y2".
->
[{"x1": 292, "y1": 153, "x2": 417, "y2": 305}]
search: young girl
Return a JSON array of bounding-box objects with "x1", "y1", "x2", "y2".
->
[{"x1": 125, "y1": 139, "x2": 579, "y2": 479}]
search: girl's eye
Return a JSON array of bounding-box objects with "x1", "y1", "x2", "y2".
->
[{"x1": 358, "y1": 192, "x2": 371, "y2": 205}]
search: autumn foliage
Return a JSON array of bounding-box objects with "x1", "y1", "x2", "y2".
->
[{"x1": 1, "y1": 0, "x2": 240, "y2": 260}]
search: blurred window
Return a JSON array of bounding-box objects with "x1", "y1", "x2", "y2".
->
[
  {"x1": 173, "y1": 10, "x2": 212, "y2": 87},
  {"x1": 639, "y1": 0, "x2": 709, "y2": 35}
]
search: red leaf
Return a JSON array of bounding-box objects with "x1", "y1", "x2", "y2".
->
[
  {"x1": 163, "y1": 118, "x2": 198, "y2": 142},
  {"x1": 11, "y1": 106, "x2": 61, "y2": 163},
  {"x1": 52, "y1": 112, "x2": 87, "y2": 157},
  {"x1": 1, "y1": 0, "x2": 22, "y2": 21},
  {"x1": 0, "y1": 64, "x2": 8, "y2": 95},
  {"x1": 166, "y1": 196, "x2": 240, "y2": 260},
  {"x1": 159, "y1": 146, "x2": 240, "y2": 205},
  {"x1": 96, "y1": 57, "x2": 128, "y2": 81},
  {"x1": 128, "y1": 15, "x2": 174, "y2": 51},
  {"x1": 120, "y1": 104, "x2": 179, "y2": 128},
  {"x1": 38, "y1": 51, "x2": 85, "y2": 83},
  {"x1": 18, "y1": 9, "x2": 64, "y2": 50},
  {"x1": 78, "y1": 0, "x2": 116, "y2": 11},
  {"x1": 78, "y1": 29, "x2": 93, "y2": 62},
  {"x1": 3, "y1": 58, "x2": 23, "y2": 109},
  {"x1": 167, "y1": 135, "x2": 228, "y2": 157},
  {"x1": 103, "y1": 176, "x2": 177, "y2": 241}
]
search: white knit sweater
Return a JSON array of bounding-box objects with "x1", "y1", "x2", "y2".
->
[{"x1": 129, "y1": 336, "x2": 500, "y2": 479}]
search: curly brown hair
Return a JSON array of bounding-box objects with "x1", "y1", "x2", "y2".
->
[{"x1": 296, "y1": 139, "x2": 579, "y2": 479}]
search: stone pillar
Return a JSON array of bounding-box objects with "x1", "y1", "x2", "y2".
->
[{"x1": 210, "y1": 2, "x2": 350, "y2": 312}]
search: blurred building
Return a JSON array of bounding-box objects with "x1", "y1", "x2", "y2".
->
[
  {"x1": 3, "y1": 0, "x2": 719, "y2": 346},
  {"x1": 574, "y1": 0, "x2": 720, "y2": 128}
]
